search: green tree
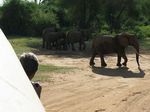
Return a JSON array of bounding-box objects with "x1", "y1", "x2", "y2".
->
[
  {"x1": 31, "y1": 3, "x2": 58, "y2": 35},
  {"x1": 0, "y1": 0, "x2": 58, "y2": 36},
  {"x1": 41, "y1": 0, "x2": 67, "y2": 28},
  {"x1": 103, "y1": 0, "x2": 139, "y2": 33},
  {"x1": 60, "y1": 0, "x2": 101, "y2": 29},
  {"x1": 1, "y1": 0, "x2": 36, "y2": 35}
]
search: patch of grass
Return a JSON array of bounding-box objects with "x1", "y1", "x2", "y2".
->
[
  {"x1": 8, "y1": 36, "x2": 78, "y2": 83},
  {"x1": 32, "y1": 74, "x2": 51, "y2": 82},
  {"x1": 8, "y1": 36, "x2": 42, "y2": 55},
  {"x1": 140, "y1": 38, "x2": 150, "y2": 50},
  {"x1": 38, "y1": 64, "x2": 77, "y2": 74},
  {"x1": 32, "y1": 64, "x2": 77, "y2": 82}
]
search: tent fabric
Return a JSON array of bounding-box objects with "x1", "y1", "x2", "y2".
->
[{"x1": 0, "y1": 29, "x2": 45, "y2": 112}]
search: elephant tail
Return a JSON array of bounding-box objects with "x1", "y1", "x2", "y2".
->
[{"x1": 133, "y1": 48, "x2": 140, "y2": 67}]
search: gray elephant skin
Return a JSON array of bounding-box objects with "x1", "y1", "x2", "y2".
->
[
  {"x1": 43, "y1": 31, "x2": 67, "y2": 50},
  {"x1": 89, "y1": 32, "x2": 140, "y2": 67},
  {"x1": 67, "y1": 30, "x2": 90, "y2": 51},
  {"x1": 42, "y1": 27, "x2": 57, "y2": 48}
]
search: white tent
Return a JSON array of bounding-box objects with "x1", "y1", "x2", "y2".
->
[{"x1": 0, "y1": 29, "x2": 45, "y2": 112}]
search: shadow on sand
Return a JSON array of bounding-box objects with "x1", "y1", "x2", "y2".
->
[{"x1": 91, "y1": 66, "x2": 145, "y2": 78}]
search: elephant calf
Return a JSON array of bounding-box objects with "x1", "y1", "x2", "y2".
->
[{"x1": 89, "y1": 32, "x2": 140, "y2": 67}]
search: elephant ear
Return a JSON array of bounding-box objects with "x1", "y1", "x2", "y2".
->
[{"x1": 117, "y1": 33, "x2": 129, "y2": 47}]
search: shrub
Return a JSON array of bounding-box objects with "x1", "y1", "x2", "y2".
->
[
  {"x1": 133, "y1": 25, "x2": 150, "y2": 39},
  {"x1": 1, "y1": 0, "x2": 36, "y2": 35},
  {"x1": 31, "y1": 5, "x2": 58, "y2": 36},
  {"x1": 0, "y1": 0, "x2": 58, "y2": 36}
]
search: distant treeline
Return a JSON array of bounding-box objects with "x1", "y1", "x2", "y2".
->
[{"x1": 0, "y1": 0, "x2": 150, "y2": 38}]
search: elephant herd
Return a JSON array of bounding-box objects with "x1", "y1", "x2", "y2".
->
[
  {"x1": 42, "y1": 27, "x2": 140, "y2": 68},
  {"x1": 42, "y1": 27, "x2": 90, "y2": 51}
]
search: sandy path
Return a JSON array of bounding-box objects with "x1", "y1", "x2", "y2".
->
[{"x1": 38, "y1": 53, "x2": 150, "y2": 112}]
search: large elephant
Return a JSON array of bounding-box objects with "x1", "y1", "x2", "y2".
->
[
  {"x1": 89, "y1": 32, "x2": 140, "y2": 67},
  {"x1": 67, "y1": 30, "x2": 90, "y2": 51},
  {"x1": 42, "y1": 27, "x2": 57, "y2": 48}
]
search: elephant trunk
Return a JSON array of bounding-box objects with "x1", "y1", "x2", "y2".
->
[{"x1": 128, "y1": 35, "x2": 140, "y2": 67}]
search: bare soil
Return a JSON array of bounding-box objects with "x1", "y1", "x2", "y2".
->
[{"x1": 38, "y1": 52, "x2": 150, "y2": 112}]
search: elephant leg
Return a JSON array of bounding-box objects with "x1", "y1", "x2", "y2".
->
[
  {"x1": 68, "y1": 43, "x2": 70, "y2": 49},
  {"x1": 46, "y1": 41, "x2": 49, "y2": 49},
  {"x1": 42, "y1": 39, "x2": 45, "y2": 48},
  {"x1": 52, "y1": 41, "x2": 56, "y2": 49},
  {"x1": 71, "y1": 43, "x2": 75, "y2": 51},
  {"x1": 63, "y1": 44, "x2": 68, "y2": 50},
  {"x1": 48, "y1": 42, "x2": 52, "y2": 49},
  {"x1": 116, "y1": 54, "x2": 122, "y2": 67},
  {"x1": 79, "y1": 43, "x2": 85, "y2": 50},
  {"x1": 100, "y1": 54, "x2": 107, "y2": 67},
  {"x1": 55, "y1": 41, "x2": 59, "y2": 50},
  {"x1": 82, "y1": 42, "x2": 86, "y2": 50},
  {"x1": 52, "y1": 42, "x2": 55, "y2": 48},
  {"x1": 79, "y1": 42, "x2": 82, "y2": 50},
  {"x1": 89, "y1": 51, "x2": 97, "y2": 66},
  {"x1": 122, "y1": 54, "x2": 128, "y2": 66}
]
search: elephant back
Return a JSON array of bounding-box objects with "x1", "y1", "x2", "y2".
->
[
  {"x1": 92, "y1": 35, "x2": 116, "y2": 53},
  {"x1": 93, "y1": 35, "x2": 114, "y2": 46},
  {"x1": 44, "y1": 32, "x2": 59, "y2": 42},
  {"x1": 42, "y1": 27, "x2": 57, "y2": 38},
  {"x1": 67, "y1": 31, "x2": 85, "y2": 43}
]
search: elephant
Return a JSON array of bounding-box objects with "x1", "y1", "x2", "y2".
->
[
  {"x1": 67, "y1": 30, "x2": 90, "y2": 51},
  {"x1": 42, "y1": 27, "x2": 57, "y2": 48},
  {"x1": 89, "y1": 32, "x2": 140, "y2": 67},
  {"x1": 55, "y1": 32, "x2": 68, "y2": 50},
  {"x1": 43, "y1": 31, "x2": 67, "y2": 50},
  {"x1": 57, "y1": 37, "x2": 68, "y2": 50},
  {"x1": 80, "y1": 29, "x2": 92, "y2": 41}
]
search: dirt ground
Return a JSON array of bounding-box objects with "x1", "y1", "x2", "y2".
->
[{"x1": 38, "y1": 51, "x2": 150, "y2": 112}]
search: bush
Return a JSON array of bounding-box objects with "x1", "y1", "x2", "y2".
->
[
  {"x1": 0, "y1": 0, "x2": 58, "y2": 36},
  {"x1": 31, "y1": 5, "x2": 58, "y2": 36},
  {"x1": 1, "y1": 0, "x2": 35, "y2": 35},
  {"x1": 133, "y1": 25, "x2": 150, "y2": 39}
]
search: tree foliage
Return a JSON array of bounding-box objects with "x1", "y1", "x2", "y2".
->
[
  {"x1": 61, "y1": 0, "x2": 101, "y2": 29},
  {"x1": 0, "y1": 0, "x2": 58, "y2": 36},
  {"x1": 0, "y1": 0, "x2": 149, "y2": 37}
]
